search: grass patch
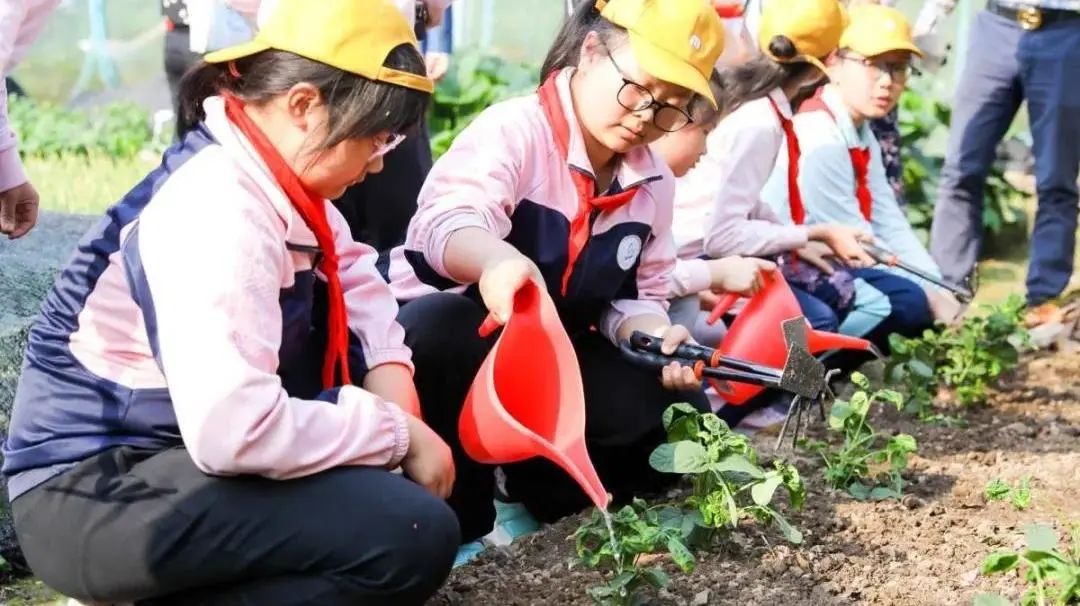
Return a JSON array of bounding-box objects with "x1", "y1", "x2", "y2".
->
[{"x1": 27, "y1": 153, "x2": 152, "y2": 216}]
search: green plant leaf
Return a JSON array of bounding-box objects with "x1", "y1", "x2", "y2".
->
[
  {"x1": 851, "y1": 372, "x2": 871, "y2": 390},
  {"x1": 667, "y1": 536, "x2": 696, "y2": 574},
  {"x1": 982, "y1": 552, "x2": 1020, "y2": 575},
  {"x1": 870, "y1": 486, "x2": 901, "y2": 501},
  {"x1": 662, "y1": 403, "x2": 700, "y2": 433},
  {"x1": 973, "y1": 593, "x2": 1013, "y2": 606},
  {"x1": 770, "y1": 510, "x2": 804, "y2": 545},
  {"x1": 586, "y1": 584, "x2": 617, "y2": 602},
  {"x1": 889, "y1": 434, "x2": 918, "y2": 454},
  {"x1": 1011, "y1": 476, "x2": 1032, "y2": 511},
  {"x1": 640, "y1": 567, "x2": 671, "y2": 589},
  {"x1": 649, "y1": 441, "x2": 709, "y2": 474},
  {"x1": 847, "y1": 482, "x2": 872, "y2": 501},
  {"x1": 1025, "y1": 524, "x2": 1058, "y2": 553},
  {"x1": 985, "y1": 478, "x2": 1011, "y2": 501},
  {"x1": 909, "y1": 359, "x2": 935, "y2": 378},
  {"x1": 713, "y1": 454, "x2": 767, "y2": 479},
  {"x1": 829, "y1": 401, "x2": 853, "y2": 429},
  {"x1": 751, "y1": 475, "x2": 784, "y2": 506}
]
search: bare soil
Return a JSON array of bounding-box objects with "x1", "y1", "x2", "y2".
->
[{"x1": 433, "y1": 350, "x2": 1080, "y2": 606}]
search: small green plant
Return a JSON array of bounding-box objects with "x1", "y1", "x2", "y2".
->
[
  {"x1": 986, "y1": 476, "x2": 1034, "y2": 511},
  {"x1": 802, "y1": 374, "x2": 918, "y2": 501},
  {"x1": 887, "y1": 296, "x2": 1030, "y2": 418},
  {"x1": 979, "y1": 523, "x2": 1080, "y2": 606},
  {"x1": 649, "y1": 403, "x2": 805, "y2": 545},
  {"x1": 427, "y1": 51, "x2": 537, "y2": 159},
  {"x1": 573, "y1": 499, "x2": 695, "y2": 605}
]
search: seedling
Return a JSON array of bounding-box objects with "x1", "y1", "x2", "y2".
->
[
  {"x1": 573, "y1": 499, "x2": 695, "y2": 605},
  {"x1": 886, "y1": 296, "x2": 1030, "y2": 419},
  {"x1": 802, "y1": 373, "x2": 919, "y2": 501},
  {"x1": 986, "y1": 477, "x2": 1034, "y2": 511},
  {"x1": 649, "y1": 403, "x2": 806, "y2": 545},
  {"x1": 979, "y1": 523, "x2": 1080, "y2": 606}
]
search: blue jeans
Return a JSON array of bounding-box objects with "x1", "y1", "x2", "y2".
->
[{"x1": 930, "y1": 10, "x2": 1080, "y2": 305}]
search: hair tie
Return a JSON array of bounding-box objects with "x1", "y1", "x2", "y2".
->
[{"x1": 227, "y1": 61, "x2": 242, "y2": 80}]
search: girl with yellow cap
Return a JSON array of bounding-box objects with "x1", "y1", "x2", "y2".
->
[
  {"x1": 762, "y1": 5, "x2": 961, "y2": 341},
  {"x1": 379, "y1": 0, "x2": 723, "y2": 549},
  {"x1": 3, "y1": 1, "x2": 460, "y2": 603}
]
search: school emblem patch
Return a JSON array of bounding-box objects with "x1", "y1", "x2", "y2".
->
[{"x1": 616, "y1": 235, "x2": 643, "y2": 270}]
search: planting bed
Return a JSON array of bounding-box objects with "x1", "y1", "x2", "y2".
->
[{"x1": 434, "y1": 349, "x2": 1079, "y2": 606}]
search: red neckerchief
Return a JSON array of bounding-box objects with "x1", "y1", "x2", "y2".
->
[
  {"x1": 767, "y1": 96, "x2": 805, "y2": 226},
  {"x1": 222, "y1": 93, "x2": 351, "y2": 389},
  {"x1": 798, "y1": 91, "x2": 873, "y2": 222},
  {"x1": 537, "y1": 73, "x2": 640, "y2": 296}
]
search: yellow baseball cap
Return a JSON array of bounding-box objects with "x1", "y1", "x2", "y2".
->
[
  {"x1": 204, "y1": 0, "x2": 433, "y2": 93},
  {"x1": 758, "y1": 0, "x2": 846, "y2": 73},
  {"x1": 840, "y1": 5, "x2": 924, "y2": 58},
  {"x1": 596, "y1": 0, "x2": 725, "y2": 108}
]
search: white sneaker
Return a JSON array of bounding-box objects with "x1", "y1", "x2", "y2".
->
[{"x1": 66, "y1": 599, "x2": 133, "y2": 606}]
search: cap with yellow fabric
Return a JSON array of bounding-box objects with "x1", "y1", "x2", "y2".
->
[
  {"x1": 596, "y1": 0, "x2": 725, "y2": 108},
  {"x1": 840, "y1": 5, "x2": 924, "y2": 58},
  {"x1": 204, "y1": 0, "x2": 433, "y2": 93},
  {"x1": 757, "y1": 0, "x2": 846, "y2": 74}
]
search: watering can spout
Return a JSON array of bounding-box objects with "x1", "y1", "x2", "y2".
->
[{"x1": 459, "y1": 281, "x2": 611, "y2": 511}]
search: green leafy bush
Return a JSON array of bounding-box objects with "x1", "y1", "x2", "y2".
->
[
  {"x1": 899, "y1": 81, "x2": 1027, "y2": 243},
  {"x1": 8, "y1": 95, "x2": 151, "y2": 159},
  {"x1": 428, "y1": 51, "x2": 537, "y2": 159},
  {"x1": 979, "y1": 523, "x2": 1080, "y2": 606}
]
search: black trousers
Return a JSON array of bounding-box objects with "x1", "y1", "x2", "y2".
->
[
  {"x1": 398, "y1": 293, "x2": 709, "y2": 542},
  {"x1": 12, "y1": 447, "x2": 459, "y2": 605},
  {"x1": 332, "y1": 125, "x2": 433, "y2": 252}
]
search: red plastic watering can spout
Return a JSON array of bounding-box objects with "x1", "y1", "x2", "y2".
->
[
  {"x1": 459, "y1": 281, "x2": 612, "y2": 511},
  {"x1": 806, "y1": 330, "x2": 882, "y2": 358}
]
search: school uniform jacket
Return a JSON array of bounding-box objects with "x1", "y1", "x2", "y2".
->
[
  {"x1": 761, "y1": 84, "x2": 943, "y2": 286},
  {"x1": 2, "y1": 97, "x2": 412, "y2": 500},
  {"x1": 382, "y1": 68, "x2": 677, "y2": 343}
]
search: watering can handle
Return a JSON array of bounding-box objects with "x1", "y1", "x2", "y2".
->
[{"x1": 706, "y1": 293, "x2": 741, "y2": 326}]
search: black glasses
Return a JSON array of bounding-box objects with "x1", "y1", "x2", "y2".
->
[
  {"x1": 839, "y1": 52, "x2": 922, "y2": 82},
  {"x1": 605, "y1": 48, "x2": 693, "y2": 133}
]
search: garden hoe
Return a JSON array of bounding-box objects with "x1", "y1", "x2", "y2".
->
[
  {"x1": 620, "y1": 320, "x2": 840, "y2": 449},
  {"x1": 862, "y1": 242, "x2": 974, "y2": 303}
]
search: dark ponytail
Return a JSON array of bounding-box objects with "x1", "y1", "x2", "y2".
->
[
  {"x1": 540, "y1": 0, "x2": 627, "y2": 81},
  {"x1": 712, "y1": 35, "x2": 823, "y2": 114},
  {"x1": 176, "y1": 44, "x2": 429, "y2": 149}
]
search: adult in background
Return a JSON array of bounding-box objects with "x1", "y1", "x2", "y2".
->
[
  {"x1": 0, "y1": 0, "x2": 61, "y2": 240},
  {"x1": 930, "y1": 0, "x2": 1080, "y2": 321}
]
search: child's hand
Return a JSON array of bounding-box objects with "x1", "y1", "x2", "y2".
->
[
  {"x1": 808, "y1": 224, "x2": 876, "y2": 268},
  {"x1": 657, "y1": 325, "x2": 703, "y2": 392},
  {"x1": 795, "y1": 241, "x2": 838, "y2": 274},
  {"x1": 478, "y1": 256, "x2": 544, "y2": 328},
  {"x1": 402, "y1": 415, "x2": 456, "y2": 499},
  {"x1": 707, "y1": 256, "x2": 777, "y2": 296},
  {"x1": 925, "y1": 287, "x2": 964, "y2": 326}
]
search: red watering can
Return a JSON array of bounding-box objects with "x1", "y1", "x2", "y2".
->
[
  {"x1": 705, "y1": 271, "x2": 879, "y2": 404},
  {"x1": 458, "y1": 281, "x2": 610, "y2": 511}
]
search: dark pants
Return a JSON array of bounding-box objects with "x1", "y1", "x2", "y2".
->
[
  {"x1": 333, "y1": 126, "x2": 433, "y2": 252},
  {"x1": 398, "y1": 293, "x2": 709, "y2": 542},
  {"x1": 12, "y1": 447, "x2": 458, "y2": 605},
  {"x1": 850, "y1": 268, "x2": 933, "y2": 348},
  {"x1": 931, "y1": 10, "x2": 1080, "y2": 305},
  {"x1": 790, "y1": 284, "x2": 845, "y2": 334}
]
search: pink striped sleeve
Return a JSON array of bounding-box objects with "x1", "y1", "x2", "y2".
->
[
  {"x1": 136, "y1": 151, "x2": 409, "y2": 478},
  {"x1": 405, "y1": 100, "x2": 533, "y2": 281}
]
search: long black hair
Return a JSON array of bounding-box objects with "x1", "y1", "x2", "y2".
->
[
  {"x1": 176, "y1": 45, "x2": 429, "y2": 149},
  {"x1": 713, "y1": 35, "x2": 824, "y2": 115},
  {"x1": 540, "y1": 0, "x2": 627, "y2": 81}
]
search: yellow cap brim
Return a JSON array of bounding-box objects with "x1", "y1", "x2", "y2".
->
[
  {"x1": 204, "y1": 39, "x2": 272, "y2": 64},
  {"x1": 627, "y1": 31, "x2": 717, "y2": 110},
  {"x1": 853, "y1": 41, "x2": 925, "y2": 59}
]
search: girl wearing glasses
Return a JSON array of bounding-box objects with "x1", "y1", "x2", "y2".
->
[
  {"x1": 763, "y1": 5, "x2": 962, "y2": 337},
  {"x1": 3, "y1": 2, "x2": 460, "y2": 604},
  {"x1": 380, "y1": 0, "x2": 723, "y2": 549}
]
